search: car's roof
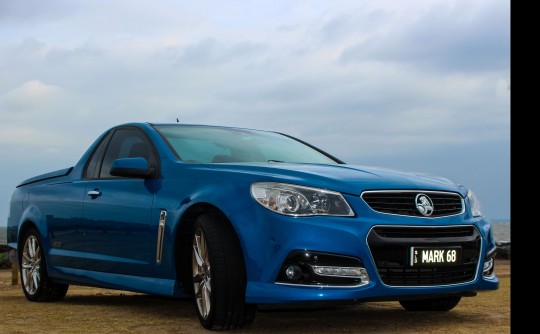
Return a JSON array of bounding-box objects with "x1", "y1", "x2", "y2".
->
[
  {"x1": 121, "y1": 122, "x2": 276, "y2": 134},
  {"x1": 149, "y1": 123, "x2": 260, "y2": 129}
]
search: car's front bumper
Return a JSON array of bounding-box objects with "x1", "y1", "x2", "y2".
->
[
  {"x1": 235, "y1": 195, "x2": 499, "y2": 305},
  {"x1": 246, "y1": 276, "x2": 497, "y2": 304}
]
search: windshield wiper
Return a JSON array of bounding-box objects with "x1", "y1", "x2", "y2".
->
[{"x1": 267, "y1": 160, "x2": 285, "y2": 163}]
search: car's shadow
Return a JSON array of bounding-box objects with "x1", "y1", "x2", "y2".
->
[{"x1": 61, "y1": 292, "x2": 494, "y2": 333}]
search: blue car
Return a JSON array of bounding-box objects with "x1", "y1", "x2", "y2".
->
[{"x1": 7, "y1": 123, "x2": 498, "y2": 330}]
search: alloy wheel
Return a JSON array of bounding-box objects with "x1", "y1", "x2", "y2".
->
[
  {"x1": 21, "y1": 235, "x2": 41, "y2": 295},
  {"x1": 192, "y1": 228, "x2": 212, "y2": 319}
]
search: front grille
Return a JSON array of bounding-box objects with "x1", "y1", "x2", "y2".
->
[
  {"x1": 362, "y1": 191, "x2": 463, "y2": 217},
  {"x1": 367, "y1": 226, "x2": 481, "y2": 286},
  {"x1": 373, "y1": 226, "x2": 474, "y2": 238}
]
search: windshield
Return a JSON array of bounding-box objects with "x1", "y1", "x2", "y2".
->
[{"x1": 154, "y1": 125, "x2": 340, "y2": 164}]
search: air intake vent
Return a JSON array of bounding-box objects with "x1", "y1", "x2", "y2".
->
[
  {"x1": 362, "y1": 191, "x2": 463, "y2": 218},
  {"x1": 367, "y1": 226, "x2": 480, "y2": 286},
  {"x1": 373, "y1": 226, "x2": 474, "y2": 238}
]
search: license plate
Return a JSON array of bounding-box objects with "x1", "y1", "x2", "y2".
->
[{"x1": 410, "y1": 247, "x2": 462, "y2": 267}]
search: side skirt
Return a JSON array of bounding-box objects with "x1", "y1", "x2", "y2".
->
[{"x1": 48, "y1": 266, "x2": 188, "y2": 298}]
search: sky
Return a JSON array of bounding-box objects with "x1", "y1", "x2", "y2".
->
[{"x1": 0, "y1": 0, "x2": 510, "y2": 228}]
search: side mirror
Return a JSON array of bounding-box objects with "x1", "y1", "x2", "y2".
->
[{"x1": 110, "y1": 157, "x2": 154, "y2": 178}]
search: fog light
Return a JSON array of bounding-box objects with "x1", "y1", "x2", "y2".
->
[
  {"x1": 312, "y1": 266, "x2": 369, "y2": 280},
  {"x1": 285, "y1": 265, "x2": 302, "y2": 280},
  {"x1": 276, "y1": 250, "x2": 369, "y2": 286},
  {"x1": 483, "y1": 257, "x2": 494, "y2": 277}
]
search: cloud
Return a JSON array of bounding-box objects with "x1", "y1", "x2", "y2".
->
[
  {"x1": 0, "y1": 0, "x2": 510, "y2": 221},
  {"x1": 174, "y1": 38, "x2": 267, "y2": 67},
  {"x1": 339, "y1": 0, "x2": 510, "y2": 72},
  {"x1": 0, "y1": 80, "x2": 63, "y2": 112},
  {"x1": 0, "y1": 0, "x2": 78, "y2": 23}
]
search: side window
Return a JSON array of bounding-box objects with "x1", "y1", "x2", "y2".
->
[
  {"x1": 84, "y1": 132, "x2": 112, "y2": 179},
  {"x1": 99, "y1": 129, "x2": 157, "y2": 179}
]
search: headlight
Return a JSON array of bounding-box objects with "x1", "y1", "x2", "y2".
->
[
  {"x1": 250, "y1": 182, "x2": 354, "y2": 217},
  {"x1": 467, "y1": 190, "x2": 483, "y2": 217}
]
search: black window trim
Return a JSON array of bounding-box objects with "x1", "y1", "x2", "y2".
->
[
  {"x1": 84, "y1": 126, "x2": 161, "y2": 180},
  {"x1": 83, "y1": 130, "x2": 113, "y2": 180},
  {"x1": 277, "y1": 132, "x2": 345, "y2": 164}
]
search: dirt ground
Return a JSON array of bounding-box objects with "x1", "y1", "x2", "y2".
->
[{"x1": 0, "y1": 260, "x2": 510, "y2": 334}]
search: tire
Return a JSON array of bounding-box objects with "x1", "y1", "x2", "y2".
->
[
  {"x1": 399, "y1": 296, "x2": 461, "y2": 311},
  {"x1": 19, "y1": 229, "x2": 69, "y2": 302},
  {"x1": 191, "y1": 213, "x2": 256, "y2": 330}
]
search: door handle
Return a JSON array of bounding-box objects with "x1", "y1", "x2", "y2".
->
[{"x1": 87, "y1": 189, "x2": 102, "y2": 197}]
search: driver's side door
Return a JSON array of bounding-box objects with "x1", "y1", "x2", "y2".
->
[{"x1": 81, "y1": 127, "x2": 160, "y2": 276}]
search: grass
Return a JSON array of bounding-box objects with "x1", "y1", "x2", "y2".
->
[{"x1": 0, "y1": 260, "x2": 510, "y2": 333}]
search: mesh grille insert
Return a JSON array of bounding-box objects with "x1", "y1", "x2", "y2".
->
[
  {"x1": 362, "y1": 191, "x2": 463, "y2": 217},
  {"x1": 367, "y1": 226, "x2": 480, "y2": 286}
]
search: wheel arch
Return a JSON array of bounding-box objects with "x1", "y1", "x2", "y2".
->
[
  {"x1": 173, "y1": 202, "x2": 247, "y2": 295},
  {"x1": 14, "y1": 205, "x2": 48, "y2": 262},
  {"x1": 18, "y1": 220, "x2": 39, "y2": 251}
]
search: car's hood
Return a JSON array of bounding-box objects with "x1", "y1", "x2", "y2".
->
[{"x1": 203, "y1": 163, "x2": 467, "y2": 197}]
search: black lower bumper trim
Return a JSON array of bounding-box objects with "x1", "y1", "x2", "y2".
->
[
  {"x1": 368, "y1": 225, "x2": 482, "y2": 286},
  {"x1": 257, "y1": 291, "x2": 478, "y2": 310}
]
